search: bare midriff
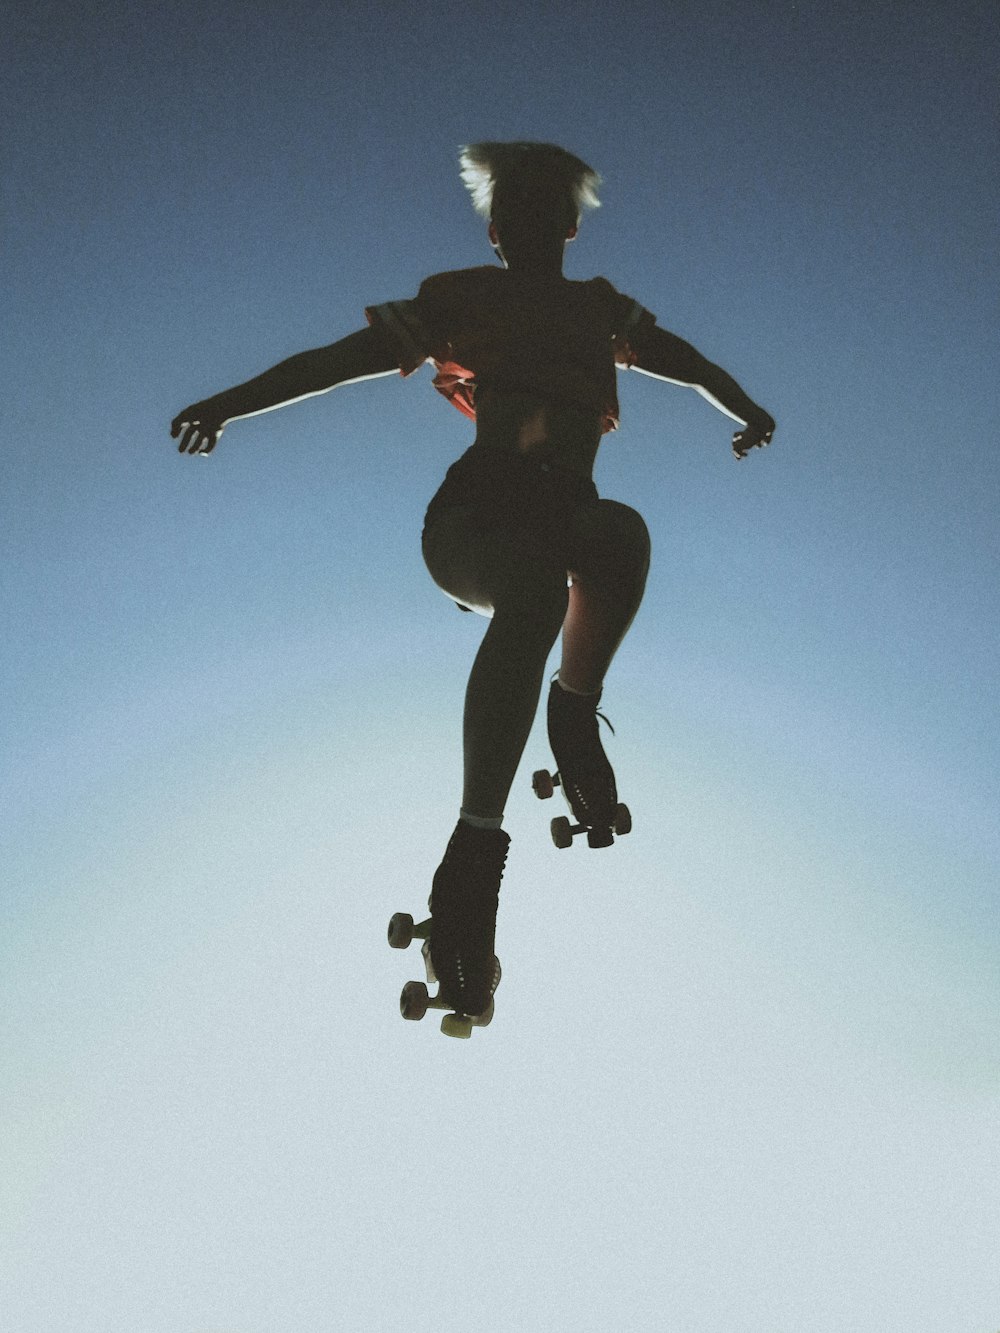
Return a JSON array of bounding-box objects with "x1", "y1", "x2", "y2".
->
[{"x1": 473, "y1": 387, "x2": 603, "y2": 479}]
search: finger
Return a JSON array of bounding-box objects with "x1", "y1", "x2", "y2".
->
[{"x1": 171, "y1": 409, "x2": 197, "y2": 438}]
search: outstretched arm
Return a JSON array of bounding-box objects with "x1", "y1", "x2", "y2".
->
[
  {"x1": 171, "y1": 325, "x2": 399, "y2": 455},
  {"x1": 629, "y1": 324, "x2": 775, "y2": 459}
]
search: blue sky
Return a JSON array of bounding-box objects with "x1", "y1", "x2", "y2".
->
[{"x1": 3, "y1": 2, "x2": 998, "y2": 1329}]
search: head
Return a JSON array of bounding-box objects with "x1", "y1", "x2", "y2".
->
[{"x1": 459, "y1": 141, "x2": 601, "y2": 270}]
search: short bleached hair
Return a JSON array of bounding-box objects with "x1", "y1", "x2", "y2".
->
[{"x1": 458, "y1": 141, "x2": 602, "y2": 226}]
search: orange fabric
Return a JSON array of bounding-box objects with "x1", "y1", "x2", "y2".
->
[{"x1": 366, "y1": 266, "x2": 654, "y2": 434}]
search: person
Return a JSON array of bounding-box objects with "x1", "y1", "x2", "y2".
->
[{"x1": 171, "y1": 141, "x2": 775, "y2": 1031}]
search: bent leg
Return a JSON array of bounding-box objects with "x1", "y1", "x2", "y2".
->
[{"x1": 560, "y1": 500, "x2": 651, "y2": 694}]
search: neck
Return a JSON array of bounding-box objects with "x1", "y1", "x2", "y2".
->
[{"x1": 495, "y1": 236, "x2": 566, "y2": 276}]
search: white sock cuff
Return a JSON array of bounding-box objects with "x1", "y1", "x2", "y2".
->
[
  {"x1": 556, "y1": 674, "x2": 602, "y2": 698},
  {"x1": 460, "y1": 809, "x2": 504, "y2": 830}
]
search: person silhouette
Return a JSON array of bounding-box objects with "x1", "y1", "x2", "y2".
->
[{"x1": 171, "y1": 141, "x2": 775, "y2": 1034}]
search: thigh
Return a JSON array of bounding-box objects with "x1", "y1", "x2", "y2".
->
[
  {"x1": 566, "y1": 499, "x2": 651, "y2": 586},
  {"x1": 422, "y1": 504, "x2": 570, "y2": 621}
]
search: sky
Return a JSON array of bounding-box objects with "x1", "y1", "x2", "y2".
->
[{"x1": 3, "y1": 0, "x2": 998, "y2": 1329}]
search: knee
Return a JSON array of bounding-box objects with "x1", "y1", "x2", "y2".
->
[
  {"x1": 602, "y1": 500, "x2": 651, "y2": 559},
  {"x1": 571, "y1": 501, "x2": 651, "y2": 583}
]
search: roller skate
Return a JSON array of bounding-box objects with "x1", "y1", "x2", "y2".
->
[
  {"x1": 532, "y1": 678, "x2": 632, "y2": 849},
  {"x1": 387, "y1": 821, "x2": 510, "y2": 1039}
]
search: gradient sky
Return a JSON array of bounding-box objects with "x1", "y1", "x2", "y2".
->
[{"x1": 3, "y1": 2, "x2": 998, "y2": 1330}]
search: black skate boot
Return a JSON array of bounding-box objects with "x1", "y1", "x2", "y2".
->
[
  {"x1": 531, "y1": 679, "x2": 632, "y2": 849},
  {"x1": 389, "y1": 822, "x2": 509, "y2": 1038},
  {"x1": 428, "y1": 821, "x2": 509, "y2": 1023}
]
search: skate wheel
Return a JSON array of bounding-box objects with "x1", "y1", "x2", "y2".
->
[
  {"x1": 387, "y1": 912, "x2": 415, "y2": 949},
  {"x1": 471, "y1": 996, "x2": 495, "y2": 1028},
  {"x1": 614, "y1": 804, "x2": 632, "y2": 836},
  {"x1": 551, "y1": 816, "x2": 574, "y2": 849},
  {"x1": 441, "y1": 1013, "x2": 474, "y2": 1039},
  {"x1": 532, "y1": 769, "x2": 555, "y2": 800},
  {"x1": 400, "y1": 980, "x2": 429, "y2": 1021}
]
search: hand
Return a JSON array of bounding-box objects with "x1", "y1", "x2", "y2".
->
[
  {"x1": 171, "y1": 400, "x2": 228, "y2": 455},
  {"x1": 732, "y1": 409, "x2": 775, "y2": 460}
]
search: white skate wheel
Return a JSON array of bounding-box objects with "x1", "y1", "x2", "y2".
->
[{"x1": 441, "y1": 1013, "x2": 473, "y2": 1039}]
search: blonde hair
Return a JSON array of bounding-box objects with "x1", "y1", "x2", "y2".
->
[{"x1": 458, "y1": 141, "x2": 602, "y2": 227}]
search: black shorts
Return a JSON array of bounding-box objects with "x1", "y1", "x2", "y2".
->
[{"x1": 422, "y1": 445, "x2": 600, "y2": 547}]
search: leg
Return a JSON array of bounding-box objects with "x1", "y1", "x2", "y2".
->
[
  {"x1": 423, "y1": 508, "x2": 569, "y2": 819},
  {"x1": 560, "y1": 500, "x2": 651, "y2": 694},
  {"x1": 419, "y1": 508, "x2": 565, "y2": 1024},
  {"x1": 538, "y1": 501, "x2": 649, "y2": 844}
]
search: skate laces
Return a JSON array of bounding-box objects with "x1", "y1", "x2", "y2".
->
[
  {"x1": 443, "y1": 824, "x2": 510, "y2": 881},
  {"x1": 550, "y1": 689, "x2": 616, "y2": 745},
  {"x1": 549, "y1": 675, "x2": 615, "y2": 735},
  {"x1": 430, "y1": 826, "x2": 508, "y2": 1012},
  {"x1": 548, "y1": 680, "x2": 618, "y2": 819}
]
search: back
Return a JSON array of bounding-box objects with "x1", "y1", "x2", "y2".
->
[{"x1": 366, "y1": 266, "x2": 655, "y2": 433}]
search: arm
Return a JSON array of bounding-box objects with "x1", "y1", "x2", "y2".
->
[
  {"x1": 171, "y1": 324, "x2": 400, "y2": 455},
  {"x1": 629, "y1": 324, "x2": 776, "y2": 460}
]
